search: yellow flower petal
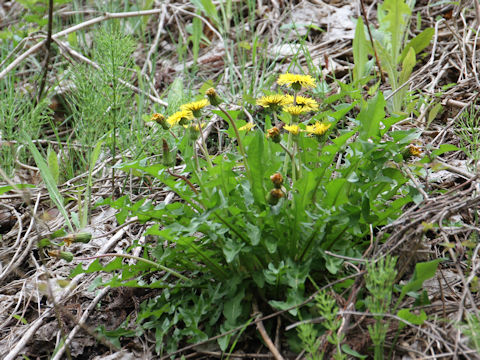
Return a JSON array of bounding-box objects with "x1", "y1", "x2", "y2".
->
[
  {"x1": 256, "y1": 94, "x2": 289, "y2": 108},
  {"x1": 167, "y1": 110, "x2": 194, "y2": 126},
  {"x1": 239, "y1": 123, "x2": 256, "y2": 132},
  {"x1": 284, "y1": 124, "x2": 301, "y2": 135},
  {"x1": 277, "y1": 73, "x2": 316, "y2": 89},
  {"x1": 284, "y1": 95, "x2": 319, "y2": 110},
  {"x1": 305, "y1": 122, "x2": 331, "y2": 136},
  {"x1": 283, "y1": 105, "x2": 309, "y2": 116},
  {"x1": 180, "y1": 99, "x2": 210, "y2": 112}
]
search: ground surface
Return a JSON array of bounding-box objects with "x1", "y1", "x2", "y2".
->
[{"x1": 1, "y1": 0, "x2": 480, "y2": 359}]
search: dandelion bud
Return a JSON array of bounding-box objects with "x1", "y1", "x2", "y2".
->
[
  {"x1": 267, "y1": 188, "x2": 284, "y2": 205},
  {"x1": 266, "y1": 127, "x2": 281, "y2": 143},
  {"x1": 187, "y1": 123, "x2": 204, "y2": 141},
  {"x1": 270, "y1": 173, "x2": 283, "y2": 188},
  {"x1": 48, "y1": 250, "x2": 74, "y2": 262},
  {"x1": 63, "y1": 232, "x2": 92, "y2": 245},
  {"x1": 151, "y1": 113, "x2": 169, "y2": 130},
  {"x1": 205, "y1": 87, "x2": 222, "y2": 106}
]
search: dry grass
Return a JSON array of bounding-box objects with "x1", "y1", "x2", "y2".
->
[{"x1": 1, "y1": 0, "x2": 480, "y2": 359}]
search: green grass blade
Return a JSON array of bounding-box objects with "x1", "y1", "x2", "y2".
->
[{"x1": 26, "y1": 136, "x2": 74, "y2": 232}]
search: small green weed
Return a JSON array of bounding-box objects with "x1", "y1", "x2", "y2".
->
[
  {"x1": 460, "y1": 313, "x2": 480, "y2": 352},
  {"x1": 456, "y1": 104, "x2": 480, "y2": 172},
  {"x1": 365, "y1": 256, "x2": 397, "y2": 360}
]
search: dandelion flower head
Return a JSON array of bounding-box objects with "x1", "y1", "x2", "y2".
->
[
  {"x1": 284, "y1": 124, "x2": 301, "y2": 135},
  {"x1": 150, "y1": 113, "x2": 165, "y2": 123},
  {"x1": 256, "y1": 94, "x2": 289, "y2": 109},
  {"x1": 180, "y1": 99, "x2": 210, "y2": 113},
  {"x1": 306, "y1": 122, "x2": 331, "y2": 136},
  {"x1": 408, "y1": 145, "x2": 422, "y2": 157},
  {"x1": 277, "y1": 73, "x2": 316, "y2": 90},
  {"x1": 285, "y1": 95, "x2": 319, "y2": 110},
  {"x1": 167, "y1": 110, "x2": 194, "y2": 126},
  {"x1": 283, "y1": 105, "x2": 310, "y2": 116}
]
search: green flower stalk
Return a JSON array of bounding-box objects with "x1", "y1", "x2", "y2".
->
[
  {"x1": 283, "y1": 124, "x2": 302, "y2": 180},
  {"x1": 162, "y1": 139, "x2": 175, "y2": 167},
  {"x1": 208, "y1": 88, "x2": 251, "y2": 178},
  {"x1": 179, "y1": 99, "x2": 212, "y2": 169}
]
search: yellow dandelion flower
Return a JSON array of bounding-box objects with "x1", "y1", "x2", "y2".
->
[
  {"x1": 284, "y1": 95, "x2": 319, "y2": 110},
  {"x1": 402, "y1": 144, "x2": 423, "y2": 160},
  {"x1": 284, "y1": 124, "x2": 301, "y2": 135},
  {"x1": 180, "y1": 99, "x2": 210, "y2": 116},
  {"x1": 256, "y1": 94, "x2": 289, "y2": 109},
  {"x1": 305, "y1": 122, "x2": 331, "y2": 136},
  {"x1": 283, "y1": 105, "x2": 309, "y2": 116},
  {"x1": 409, "y1": 145, "x2": 422, "y2": 157},
  {"x1": 277, "y1": 73, "x2": 316, "y2": 90},
  {"x1": 167, "y1": 110, "x2": 194, "y2": 126},
  {"x1": 239, "y1": 123, "x2": 256, "y2": 132}
]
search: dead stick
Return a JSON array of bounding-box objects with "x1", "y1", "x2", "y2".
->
[
  {"x1": 252, "y1": 301, "x2": 285, "y2": 360},
  {"x1": 359, "y1": 0, "x2": 385, "y2": 84},
  {"x1": 37, "y1": 0, "x2": 54, "y2": 102}
]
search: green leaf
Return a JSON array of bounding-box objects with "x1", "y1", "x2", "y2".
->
[
  {"x1": 353, "y1": 17, "x2": 370, "y2": 83},
  {"x1": 245, "y1": 222, "x2": 261, "y2": 246},
  {"x1": 399, "y1": 259, "x2": 443, "y2": 301},
  {"x1": 431, "y1": 144, "x2": 459, "y2": 157},
  {"x1": 325, "y1": 254, "x2": 343, "y2": 275},
  {"x1": 223, "y1": 239, "x2": 244, "y2": 263},
  {"x1": 26, "y1": 137, "x2": 73, "y2": 232},
  {"x1": 342, "y1": 344, "x2": 367, "y2": 359},
  {"x1": 0, "y1": 184, "x2": 35, "y2": 195},
  {"x1": 12, "y1": 314, "x2": 28, "y2": 325},
  {"x1": 167, "y1": 77, "x2": 184, "y2": 114},
  {"x1": 324, "y1": 178, "x2": 348, "y2": 207},
  {"x1": 397, "y1": 308, "x2": 427, "y2": 329},
  {"x1": 246, "y1": 131, "x2": 266, "y2": 204},
  {"x1": 427, "y1": 103, "x2": 443, "y2": 128},
  {"x1": 381, "y1": 0, "x2": 412, "y2": 64},
  {"x1": 223, "y1": 287, "x2": 245, "y2": 325},
  {"x1": 47, "y1": 147, "x2": 59, "y2": 184},
  {"x1": 399, "y1": 47, "x2": 416, "y2": 87},
  {"x1": 190, "y1": 0, "x2": 219, "y2": 26},
  {"x1": 357, "y1": 92, "x2": 386, "y2": 141},
  {"x1": 269, "y1": 288, "x2": 304, "y2": 316},
  {"x1": 399, "y1": 28, "x2": 434, "y2": 63},
  {"x1": 191, "y1": 15, "x2": 202, "y2": 64}
]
